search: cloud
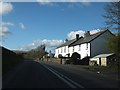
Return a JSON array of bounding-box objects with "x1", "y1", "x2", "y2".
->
[
  {"x1": 37, "y1": 0, "x2": 91, "y2": 6},
  {"x1": 0, "y1": 25, "x2": 12, "y2": 45},
  {"x1": 19, "y1": 22, "x2": 25, "y2": 30},
  {"x1": 18, "y1": 29, "x2": 101, "y2": 52},
  {"x1": 67, "y1": 30, "x2": 85, "y2": 40},
  {"x1": 0, "y1": 27, "x2": 12, "y2": 37},
  {"x1": 38, "y1": 39, "x2": 64, "y2": 47},
  {"x1": 2, "y1": 0, "x2": 119, "y2": 2},
  {"x1": 37, "y1": 0, "x2": 90, "y2": 2},
  {"x1": 0, "y1": 2, "x2": 13, "y2": 15},
  {"x1": 0, "y1": 22, "x2": 14, "y2": 26},
  {"x1": 18, "y1": 39, "x2": 64, "y2": 52},
  {"x1": 37, "y1": 0, "x2": 53, "y2": 5},
  {"x1": 90, "y1": 29, "x2": 101, "y2": 34},
  {"x1": 67, "y1": 29, "x2": 101, "y2": 40},
  {"x1": 0, "y1": 22, "x2": 14, "y2": 39}
]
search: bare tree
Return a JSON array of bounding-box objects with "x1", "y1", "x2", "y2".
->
[{"x1": 103, "y1": 2, "x2": 120, "y2": 31}]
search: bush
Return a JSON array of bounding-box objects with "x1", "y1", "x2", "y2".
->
[
  {"x1": 58, "y1": 54, "x2": 63, "y2": 64},
  {"x1": 58, "y1": 54, "x2": 63, "y2": 58},
  {"x1": 81, "y1": 56, "x2": 90, "y2": 65},
  {"x1": 64, "y1": 59, "x2": 71, "y2": 64},
  {"x1": 70, "y1": 52, "x2": 81, "y2": 65}
]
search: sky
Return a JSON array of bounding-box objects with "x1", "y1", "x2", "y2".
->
[{"x1": 0, "y1": 1, "x2": 113, "y2": 53}]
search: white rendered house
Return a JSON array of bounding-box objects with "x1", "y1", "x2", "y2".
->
[
  {"x1": 55, "y1": 29, "x2": 114, "y2": 59},
  {"x1": 54, "y1": 34, "x2": 79, "y2": 58}
]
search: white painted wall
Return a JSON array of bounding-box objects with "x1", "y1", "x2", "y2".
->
[
  {"x1": 101, "y1": 58, "x2": 107, "y2": 66},
  {"x1": 90, "y1": 30, "x2": 113, "y2": 57},
  {"x1": 55, "y1": 30, "x2": 113, "y2": 59},
  {"x1": 68, "y1": 46, "x2": 73, "y2": 56},
  {"x1": 55, "y1": 46, "x2": 69, "y2": 58},
  {"x1": 90, "y1": 58, "x2": 99, "y2": 65},
  {"x1": 90, "y1": 57, "x2": 107, "y2": 66},
  {"x1": 55, "y1": 43, "x2": 91, "y2": 59},
  {"x1": 55, "y1": 49, "x2": 58, "y2": 58},
  {"x1": 72, "y1": 43, "x2": 90, "y2": 59}
]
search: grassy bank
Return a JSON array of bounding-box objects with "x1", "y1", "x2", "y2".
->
[{"x1": 1, "y1": 47, "x2": 24, "y2": 75}]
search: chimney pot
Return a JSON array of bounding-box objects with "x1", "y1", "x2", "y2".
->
[
  {"x1": 76, "y1": 34, "x2": 79, "y2": 40},
  {"x1": 84, "y1": 31, "x2": 90, "y2": 37}
]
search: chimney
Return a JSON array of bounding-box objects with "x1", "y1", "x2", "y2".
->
[
  {"x1": 84, "y1": 31, "x2": 90, "y2": 37},
  {"x1": 76, "y1": 34, "x2": 79, "y2": 40}
]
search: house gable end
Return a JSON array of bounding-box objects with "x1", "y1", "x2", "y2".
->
[{"x1": 70, "y1": 29, "x2": 114, "y2": 46}]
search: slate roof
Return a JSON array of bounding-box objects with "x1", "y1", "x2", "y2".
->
[
  {"x1": 70, "y1": 29, "x2": 112, "y2": 46},
  {"x1": 93, "y1": 53, "x2": 114, "y2": 58},
  {"x1": 56, "y1": 39, "x2": 76, "y2": 48},
  {"x1": 56, "y1": 29, "x2": 113, "y2": 48}
]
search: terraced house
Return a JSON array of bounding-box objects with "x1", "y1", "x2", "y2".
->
[{"x1": 55, "y1": 29, "x2": 114, "y2": 59}]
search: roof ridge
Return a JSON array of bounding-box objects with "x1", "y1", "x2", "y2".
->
[
  {"x1": 90, "y1": 29, "x2": 107, "y2": 36},
  {"x1": 57, "y1": 29, "x2": 109, "y2": 48}
]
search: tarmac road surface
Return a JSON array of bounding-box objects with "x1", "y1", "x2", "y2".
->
[{"x1": 2, "y1": 60, "x2": 119, "y2": 88}]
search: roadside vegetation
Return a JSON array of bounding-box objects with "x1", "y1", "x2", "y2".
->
[
  {"x1": 19, "y1": 44, "x2": 48, "y2": 60},
  {"x1": 2, "y1": 47, "x2": 24, "y2": 75},
  {"x1": 103, "y1": 2, "x2": 120, "y2": 67}
]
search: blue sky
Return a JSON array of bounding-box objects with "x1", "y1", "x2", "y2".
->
[{"x1": 1, "y1": 2, "x2": 110, "y2": 53}]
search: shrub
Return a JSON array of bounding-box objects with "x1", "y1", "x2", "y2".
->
[
  {"x1": 58, "y1": 54, "x2": 63, "y2": 58},
  {"x1": 58, "y1": 54, "x2": 63, "y2": 64},
  {"x1": 81, "y1": 56, "x2": 90, "y2": 65},
  {"x1": 70, "y1": 52, "x2": 81, "y2": 65}
]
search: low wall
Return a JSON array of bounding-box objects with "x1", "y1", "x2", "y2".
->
[{"x1": 42, "y1": 58, "x2": 66, "y2": 64}]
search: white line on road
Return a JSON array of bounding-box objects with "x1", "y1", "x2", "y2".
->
[{"x1": 40, "y1": 63, "x2": 84, "y2": 88}]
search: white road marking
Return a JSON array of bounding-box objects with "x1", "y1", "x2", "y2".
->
[{"x1": 40, "y1": 63, "x2": 84, "y2": 88}]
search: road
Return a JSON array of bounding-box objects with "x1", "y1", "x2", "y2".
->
[{"x1": 2, "y1": 60, "x2": 119, "y2": 88}]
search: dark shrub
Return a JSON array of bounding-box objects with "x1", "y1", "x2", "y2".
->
[
  {"x1": 58, "y1": 54, "x2": 63, "y2": 64},
  {"x1": 70, "y1": 52, "x2": 81, "y2": 65},
  {"x1": 81, "y1": 56, "x2": 90, "y2": 65},
  {"x1": 58, "y1": 54, "x2": 63, "y2": 58},
  {"x1": 65, "y1": 59, "x2": 71, "y2": 64}
]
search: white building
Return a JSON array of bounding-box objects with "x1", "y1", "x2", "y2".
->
[
  {"x1": 89, "y1": 53, "x2": 115, "y2": 66},
  {"x1": 55, "y1": 29, "x2": 114, "y2": 59},
  {"x1": 54, "y1": 37, "x2": 77, "y2": 58}
]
